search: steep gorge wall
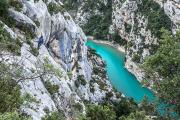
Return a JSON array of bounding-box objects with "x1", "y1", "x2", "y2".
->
[
  {"x1": 74, "y1": 0, "x2": 180, "y2": 82},
  {"x1": 0, "y1": 0, "x2": 119, "y2": 119},
  {"x1": 111, "y1": 0, "x2": 180, "y2": 82}
]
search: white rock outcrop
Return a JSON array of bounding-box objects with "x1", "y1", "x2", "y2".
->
[{"x1": 1, "y1": 0, "x2": 122, "y2": 119}]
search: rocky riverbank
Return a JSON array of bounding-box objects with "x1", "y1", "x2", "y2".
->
[
  {"x1": 87, "y1": 36, "x2": 125, "y2": 52},
  {"x1": 87, "y1": 37, "x2": 144, "y2": 83}
]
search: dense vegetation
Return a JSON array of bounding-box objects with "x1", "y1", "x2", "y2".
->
[
  {"x1": 75, "y1": 75, "x2": 87, "y2": 87},
  {"x1": 111, "y1": 31, "x2": 127, "y2": 46},
  {"x1": 48, "y1": 2, "x2": 65, "y2": 15},
  {"x1": 0, "y1": 23, "x2": 22, "y2": 55},
  {"x1": 0, "y1": 0, "x2": 36, "y2": 39},
  {"x1": 0, "y1": 0, "x2": 22, "y2": 26},
  {"x1": 42, "y1": 112, "x2": 65, "y2": 120},
  {"x1": 44, "y1": 80, "x2": 59, "y2": 95},
  {"x1": 0, "y1": 61, "x2": 32, "y2": 119},
  {"x1": 77, "y1": 97, "x2": 160, "y2": 120},
  {"x1": 63, "y1": 0, "x2": 79, "y2": 11},
  {"x1": 0, "y1": 63, "x2": 22, "y2": 113},
  {"x1": 137, "y1": 0, "x2": 172, "y2": 38},
  {"x1": 82, "y1": 0, "x2": 112, "y2": 40},
  {"x1": 143, "y1": 29, "x2": 180, "y2": 117}
]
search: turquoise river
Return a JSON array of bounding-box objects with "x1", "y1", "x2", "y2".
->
[
  {"x1": 86, "y1": 40, "x2": 178, "y2": 117},
  {"x1": 86, "y1": 40, "x2": 155, "y2": 103}
]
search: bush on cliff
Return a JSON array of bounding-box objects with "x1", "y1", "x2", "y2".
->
[{"x1": 143, "y1": 29, "x2": 180, "y2": 116}]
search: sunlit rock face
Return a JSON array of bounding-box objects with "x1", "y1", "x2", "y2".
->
[
  {"x1": 2, "y1": 0, "x2": 179, "y2": 119},
  {"x1": 1, "y1": 0, "x2": 121, "y2": 119}
]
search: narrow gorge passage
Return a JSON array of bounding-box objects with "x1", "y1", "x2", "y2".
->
[
  {"x1": 86, "y1": 40, "x2": 155, "y2": 103},
  {"x1": 86, "y1": 40, "x2": 178, "y2": 117}
]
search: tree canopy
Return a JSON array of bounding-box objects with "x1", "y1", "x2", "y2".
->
[{"x1": 143, "y1": 29, "x2": 180, "y2": 116}]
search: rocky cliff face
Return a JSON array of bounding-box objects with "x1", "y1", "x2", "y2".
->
[
  {"x1": 1, "y1": 0, "x2": 180, "y2": 119},
  {"x1": 74, "y1": 0, "x2": 180, "y2": 83},
  {"x1": 1, "y1": 0, "x2": 118, "y2": 119},
  {"x1": 110, "y1": 0, "x2": 180, "y2": 82}
]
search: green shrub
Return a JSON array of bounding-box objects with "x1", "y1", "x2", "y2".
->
[
  {"x1": 83, "y1": 15, "x2": 110, "y2": 40},
  {"x1": 0, "y1": 63, "x2": 22, "y2": 113},
  {"x1": 111, "y1": 31, "x2": 127, "y2": 46},
  {"x1": 17, "y1": 25, "x2": 36, "y2": 39},
  {"x1": 30, "y1": 47, "x2": 39, "y2": 56},
  {"x1": 9, "y1": 0, "x2": 23, "y2": 12},
  {"x1": 34, "y1": 20, "x2": 40, "y2": 27},
  {"x1": 42, "y1": 112, "x2": 65, "y2": 120},
  {"x1": 132, "y1": 53, "x2": 141, "y2": 63},
  {"x1": 0, "y1": 111, "x2": 31, "y2": 120},
  {"x1": 124, "y1": 22, "x2": 131, "y2": 33},
  {"x1": 127, "y1": 41, "x2": 133, "y2": 48},
  {"x1": 105, "y1": 91, "x2": 113, "y2": 100},
  {"x1": 0, "y1": 0, "x2": 35, "y2": 39},
  {"x1": 119, "y1": 111, "x2": 149, "y2": 120},
  {"x1": 77, "y1": 75, "x2": 87, "y2": 86},
  {"x1": 96, "y1": 80, "x2": 106, "y2": 91},
  {"x1": 86, "y1": 104, "x2": 116, "y2": 120},
  {"x1": 63, "y1": 0, "x2": 79, "y2": 11},
  {"x1": 48, "y1": 2, "x2": 65, "y2": 15},
  {"x1": 0, "y1": 0, "x2": 22, "y2": 27},
  {"x1": 93, "y1": 67, "x2": 99, "y2": 75},
  {"x1": 143, "y1": 29, "x2": 180, "y2": 116},
  {"x1": 43, "y1": 59, "x2": 62, "y2": 79},
  {"x1": 44, "y1": 81, "x2": 59, "y2": 95},
  {"x1": 82, "y1": 0, "x2": 112, "y2": 40},
  {"x1": 0, "y1": 0, "x2": 9, "y2": 16},
  {"x1": 137, "y1": 0, "x2": 171, "y2": 38},
  {"x1": 22, "y1": 93, "x2": 39, "y2": 104},
  {"x1": 73, "y1": 102, "x2": 83, "y2": 112},
  {"x1": 0, "y1": 23, "x2": 22, "y2": 55}
]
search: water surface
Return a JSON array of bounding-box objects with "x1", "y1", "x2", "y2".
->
[{"x1": 86, "y1": 40, "x2": 155, "y2": 103}]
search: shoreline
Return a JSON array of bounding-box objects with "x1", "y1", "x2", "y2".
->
[
  {"x1": 87, "y1": 39, "x2": 153, "y2": 91},
  {"x1": 88, "y1": 39, "x2": 126, "y2": 53},
  {"x1": 86, "y1": 37, "x2": 144, "y2": 83}
]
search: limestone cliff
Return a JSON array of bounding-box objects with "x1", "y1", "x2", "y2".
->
[
  {"x1": 0, "y1": 0, "x2": 118, "y2": 119},
  {"x1": 1, "y1": 0, "x2": 180, "y2": 119},
  {"x1": 73, "y1": 0, "x2": 180, "y2": 83}
]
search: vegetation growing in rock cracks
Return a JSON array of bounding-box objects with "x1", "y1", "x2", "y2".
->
[
  {"x1": 0, "y1": 23, "x2": 22, "y2": 55},
  {"x1": 48, "y1": 2, "x2": 65, "y2": 15},
  {"x1": 42, "y1": 111, "x2": 65, "y2": 120},
  {"x1": 0, "y1": 0, "x2": 36, "y2": 40},
  {"x1": 44, "y1": 80, "x2": 59, "y2": 95},
  {"x1": 0, "y1": 25, "x2": 62, "y2": 119},
  {"x1": 0, "y1": 0, "x2": 22, "y2": 27}
]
